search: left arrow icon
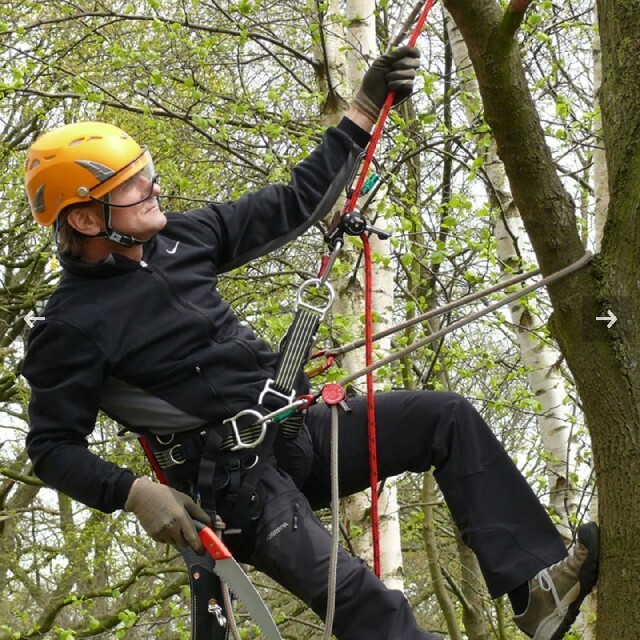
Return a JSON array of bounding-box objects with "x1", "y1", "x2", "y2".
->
[{"x1": 24, "y1": 309, "x2": 45, "y2": 328}]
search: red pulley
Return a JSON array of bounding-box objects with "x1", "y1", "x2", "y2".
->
[{"x1": 321, "y1": 383, "x2": 346, "y2": 406}]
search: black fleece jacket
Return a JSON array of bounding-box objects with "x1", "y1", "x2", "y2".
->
[{"x1": 22, "y1": 118, "x2": 370, "y2": 513}]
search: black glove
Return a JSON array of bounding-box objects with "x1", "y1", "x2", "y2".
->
[
  {"x1": 353, "y1": 46, "x2": 420, "y2": 122},
  {"x1": 125, "y1": 477, "x2": 211, "y2": 555}
]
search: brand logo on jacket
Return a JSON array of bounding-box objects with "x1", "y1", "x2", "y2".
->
[
  {"x1": 166, "y1": 241, "x2": 180, "y2": 255},
  {"x1": 266, "y1": 522, "x2": 289, "y2": 541}
]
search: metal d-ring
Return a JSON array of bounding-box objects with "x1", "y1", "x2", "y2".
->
[
  {"x1": 224, "y1": 409, "x2": 267, "y2": 451},
  {"x1": 168, "y1": 445, "x2": 186, "y2": 465},
  {"x1": 294, "y1": 278, "x2": 335, "y2": 320},
  {"x1": 156, "y1": 433, "x2": 175, "y2": 445}
]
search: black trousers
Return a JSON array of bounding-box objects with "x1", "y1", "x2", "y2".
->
[{"x1": 215, "y1": 391, "x2": 567, "y2": 640}]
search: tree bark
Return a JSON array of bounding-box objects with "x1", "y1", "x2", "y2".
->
[{"x1": 454, "y1": 529, "x2": 489, "y2": 640}]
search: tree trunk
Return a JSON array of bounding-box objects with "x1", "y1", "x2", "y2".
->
[
  {"x1": 592, "y1": 1, "x2": 609, "y2": 253},
  {"x1": 422, "y1": 471, "x2": 463, "y2": 640},
  {"x1": 444, "y1": 1, "x2": 640, "y2": 637},
  {"x1": 454, "y1": 528, "x2": 489, "y2": 640}
]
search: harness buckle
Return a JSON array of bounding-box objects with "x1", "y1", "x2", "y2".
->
[
  {"x1": 258, "y1": 378, "x2": 296, "y2": 407},
  {"x1": 224, "y1": 409, "x2": 268, "y2": 451}
]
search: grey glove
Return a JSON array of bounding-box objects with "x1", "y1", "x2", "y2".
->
[
  {"x1": 353, "y1": 46, "x2": 420, "y2": 122},
  {"x1": 125, "y1": 477, "x2": 211, "y2": 555}
]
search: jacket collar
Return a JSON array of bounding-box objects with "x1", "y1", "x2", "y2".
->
[{"x1": 59, "y1": 235, "x2": 158, "y2": 277}]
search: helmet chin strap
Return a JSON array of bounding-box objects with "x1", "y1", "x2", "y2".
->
[{"x1": 93, "y1": 199, "x2": 146, "y2": 248}]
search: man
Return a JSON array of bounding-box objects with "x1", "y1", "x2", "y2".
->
[{"x1": 22, "y1": 47, "x2": 598, "y2": 640}]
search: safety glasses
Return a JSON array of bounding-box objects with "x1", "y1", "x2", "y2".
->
[{"x1": 90, "y1": 148, "x2": 159, "y2": 208}]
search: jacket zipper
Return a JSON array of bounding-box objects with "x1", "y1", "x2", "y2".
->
[{"x1": 139, "y1": 260, "x2": 216, "y2": 336}]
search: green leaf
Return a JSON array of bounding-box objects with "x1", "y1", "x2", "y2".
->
[{"x1": 118, "y1": 609, "x2": 137, "y2": 628}]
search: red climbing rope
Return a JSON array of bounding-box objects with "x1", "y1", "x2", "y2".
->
[{"x1": 340, "y1": 0, "x2": 437, "y2": 578}]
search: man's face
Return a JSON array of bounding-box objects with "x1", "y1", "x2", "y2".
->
[{"x1": 107, "y1": 168, "x2": 166, "y2": 241}]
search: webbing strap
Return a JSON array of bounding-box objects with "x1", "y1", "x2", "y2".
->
[{"x1": 273, "y1": 307, "x2": 321, "y2": 395}]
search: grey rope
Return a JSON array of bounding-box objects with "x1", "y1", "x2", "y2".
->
[
  {"x1": 322, "y1": 404, "x2": 341, "y2": 640},
  {"x1": 337, "y1": 251, "x2": 593, "y2": 386},
  {"x1": 326, "y1": 262, "x2": 543, "y2": 359}
]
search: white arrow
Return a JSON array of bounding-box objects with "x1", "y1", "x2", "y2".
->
[
  {"x1": 596, "y1": 309, "x2": 617, "y2": 329},
  {"x1": 24, "y1": 309, "x2": 45, "y2": 328}
]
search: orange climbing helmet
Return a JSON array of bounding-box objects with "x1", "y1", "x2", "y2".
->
[{"x1": 24, "y1": 121, "x2": 152, "y2": 226}]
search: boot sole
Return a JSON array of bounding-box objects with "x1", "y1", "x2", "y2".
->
[{"x1": 547, "y1": 522, "x2": 600, "y2": 640}]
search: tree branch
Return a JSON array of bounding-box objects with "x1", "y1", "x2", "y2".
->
[
  {"x1": 1, "y1": 10, "x2": 318, "y2": 69},
  {"x1": 0, "y1": 467, "x2": 44, "y2": 487},
  {"x1": 502, "y1": 0, "x2": 535, "y2": 40}
]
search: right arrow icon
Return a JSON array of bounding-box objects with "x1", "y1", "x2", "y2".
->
[{"x1": 596, "y1": 309, "x2": 617, "y2": 328}]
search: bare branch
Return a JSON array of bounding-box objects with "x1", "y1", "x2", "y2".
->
[{"x1": 1, "y1": 10, "x2": 318, "y2": 68}]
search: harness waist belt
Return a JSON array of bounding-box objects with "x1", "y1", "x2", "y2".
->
[{"x1": 146, "y1": 415, "x2": 272, "y2": 470}]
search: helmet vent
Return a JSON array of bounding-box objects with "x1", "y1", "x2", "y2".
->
[
  {"x1": 33, "y1": 185, "x2": 45, "y2": 213},
  {"x1": 69, "y1": 137, "x2": 85, "y2": 147},
  {"x1": 75, "y1": 159, "x2": 116, "y2": 182},
  {"x1": 30, "y1": 159, "x2": 41, "y2": 170}
]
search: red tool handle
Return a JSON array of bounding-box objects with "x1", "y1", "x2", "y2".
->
[{"x1": 194, "y1": 520, "x2": 233, "y2": 561}]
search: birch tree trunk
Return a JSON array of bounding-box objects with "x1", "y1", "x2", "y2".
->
[
  {"x1": 446, "y1": 10, "x2": 578, "y2": 542},
  {"x1": 314, "y1": 0, "x2": 405, "y2": 592},
  {"x1": 313, "y1": 0, "x2": 350, "y2": 127},
  {"x1": 592, "y1": 1, "x2": 609, "y2": 253}
]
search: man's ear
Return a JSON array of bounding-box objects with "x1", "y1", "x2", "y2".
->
[{"x1": 66, "y1": 204, "x2": 103, "y2": 236}]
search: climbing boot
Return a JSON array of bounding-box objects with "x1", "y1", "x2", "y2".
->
[{"x1": 513, "y1": 522, "x2": 599, "y2": 640}]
